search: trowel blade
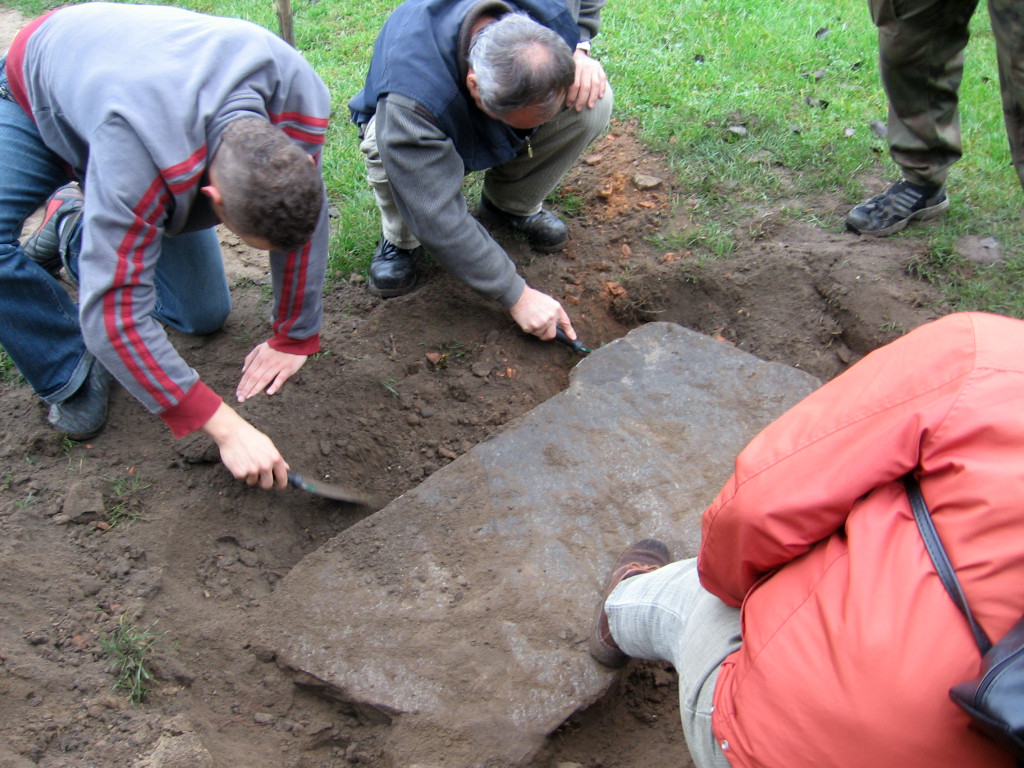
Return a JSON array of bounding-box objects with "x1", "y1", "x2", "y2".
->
[{"x1": 287, "y1": 471, "x2": 382, "y2": 509}]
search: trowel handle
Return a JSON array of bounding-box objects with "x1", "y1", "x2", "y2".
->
[{"x1": 555, "y1": 326, "x2": 586, "y2": 353}]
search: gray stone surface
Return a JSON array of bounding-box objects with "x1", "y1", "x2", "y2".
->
[{"x1": 262, "y1": 322, "x2": 820, "y2": 767}]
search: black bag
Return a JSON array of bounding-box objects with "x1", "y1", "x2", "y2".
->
[{"x1": 905, "y1": 475, "x2": 1024, "y2": 762}]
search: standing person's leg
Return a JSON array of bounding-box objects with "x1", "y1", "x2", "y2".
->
[
  {"x1": 0, "y1": 57, "x2": 94, "y2": 404},
  {"x1": 592, "y1": 543, "x2": 740, "y2": 768},
  {"x1": 846, "y1": 0, "x2": 975, "y2": 235},
  {"x1": 875, "y1": 0, "x2": 979, "y2": 187},
  {"x1": 988, "y1": 0, "x2": 1024, "y2": 192}
]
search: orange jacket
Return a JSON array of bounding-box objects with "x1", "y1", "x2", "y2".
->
[{"x1": 700, "y1": 312, "x2": 1024, "y2": 768}]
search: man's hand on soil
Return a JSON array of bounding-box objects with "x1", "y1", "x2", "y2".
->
[
  {"x1": 510, "y1": 285, "x2": 576, "y2": 341},
  {"x1": 201, "y1": 402, "x2": 290, "y2": 489},
  {"x1": 236, "y1": 342, "x2": 307, "y2": 402}
]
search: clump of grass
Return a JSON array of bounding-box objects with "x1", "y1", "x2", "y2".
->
[
  {"x1": 102, "y1": 471, "x2": 152, "y2": 528},
  {"x1": 546, "y1": 186, "x2": 585, "y2": 217},
  {"x1": 232, "y1": 275, "x2": 258, "y2": 289},
  {"x1": 102, "y1": 615, "x2": 163, "y2": 703},
  {"x1": 13, "y1": 489, "x2": 38, "y2": 509},
  {"x1": 0, "y1": 348, "x2": 23, "y2": 385}
]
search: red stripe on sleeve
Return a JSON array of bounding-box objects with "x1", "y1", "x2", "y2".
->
[
  {"x1": 269, "y1": 111, "x2": 328, "y2": 146},
  {"x1": 103, "y1": 177, "x2": 185, "y2": 409},
  {"x1": 161, "y1": 146, "x2": 208, "y2": 194},
  {"x1": 273, "y1": 239, "x2": 313, "y2": 339},
  {"x1": 280, "y1": 126, "x2": 327, "y2": 144},
  {"x1": 270, "y1": 111, "x2": 329, "y2": 130}
]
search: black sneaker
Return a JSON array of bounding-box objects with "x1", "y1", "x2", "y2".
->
[
  {"x1": 845, "y1": 180, "x2": 949, "y2": 237},
  {"x1": 477, "y1": 195, "x2": 568, "y2": 253},
  {"x1": 24, "y1": 183, "x2": 85, "y2": 276},
  {"x1": 367, "y1": 238, "x2": 421, "y2": 298},
  {"x1": 48, "y1": 359, "x2": 113, "y2": 441}
]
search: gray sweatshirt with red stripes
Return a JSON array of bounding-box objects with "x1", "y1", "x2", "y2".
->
[{"x1": 7, "y1": 3, "x2": 331, "y2": 436}]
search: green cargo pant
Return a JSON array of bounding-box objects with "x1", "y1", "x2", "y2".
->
[{"x1": 870, "y1": 0, "x2": 1024, "y2": 190}]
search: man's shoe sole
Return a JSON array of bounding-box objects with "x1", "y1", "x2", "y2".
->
[
  {"x1": 846, "y1": 196, "x2": 950, "y2": 237},
  {"x1": 48, "y1": 407, "x2": 107, "y2": 441},
  {"x1": 367, "y1": 279, "x2": 417, "y2": 298},
  {"x1": 528, "y1": 237, "x2": 569, "y2": 254}
]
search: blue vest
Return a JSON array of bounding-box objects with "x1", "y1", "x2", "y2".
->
[{"x1": 348, "y1": 0, "x2": 578, "y2": 172}]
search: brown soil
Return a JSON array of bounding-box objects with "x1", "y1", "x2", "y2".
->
[{"x1": 0, "y1": 9, "x2": 950, "y2": 768}]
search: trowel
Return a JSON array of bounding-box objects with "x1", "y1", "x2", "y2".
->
[
  {"x1": 287, "y1": 471, "x2": 382, "y2": 510},
  {"x1": 555, "y1": 326, "x2": 592, "y2": 355}
]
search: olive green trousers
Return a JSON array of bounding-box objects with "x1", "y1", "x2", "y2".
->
[{"x1": 870, "y1": 0, "x2": 1024, "y2": 190}]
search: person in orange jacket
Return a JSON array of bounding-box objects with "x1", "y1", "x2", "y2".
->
[{"x1": 590, "y1": 311, "x2": 1024, "y2": 768}]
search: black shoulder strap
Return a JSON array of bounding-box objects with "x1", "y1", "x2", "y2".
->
[{"x1": 904, "y1": 474, "x2": 992, "y2": 654}]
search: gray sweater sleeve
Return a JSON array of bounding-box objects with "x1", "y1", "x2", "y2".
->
[
  {"x1": 76, "y1": 120, "x2": 202, "y2": 416},
  {"x1": 376, "y1": 95, "x2": 526, "y2": 308}
]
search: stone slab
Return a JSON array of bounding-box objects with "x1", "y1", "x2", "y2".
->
[{"x1": 262, "y1": 322, "x2": 820, "y2": 766}]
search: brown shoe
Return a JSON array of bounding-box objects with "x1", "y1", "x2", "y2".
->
[{"x1": 589, "y1": 538, "x2": 671, "y2": 667}]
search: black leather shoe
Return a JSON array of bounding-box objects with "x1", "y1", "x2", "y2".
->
[
  {"x1": 477, "y1": 195, "x2": 568, "y2": 253},
  {"x1": 367, "y1": 238, "x2": 420, "y2": 298}
]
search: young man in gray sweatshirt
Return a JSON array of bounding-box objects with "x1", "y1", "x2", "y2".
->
[{"x1": 0, "y1": 3, "x2": 330, "y2": 491}]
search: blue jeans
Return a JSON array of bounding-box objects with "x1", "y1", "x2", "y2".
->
[
  {"x1": 606, "y1": 559, "x2": 742, "y2": 768},
  {"x1": 0, "y1": 57, "x2": 230, "y2": 404}
]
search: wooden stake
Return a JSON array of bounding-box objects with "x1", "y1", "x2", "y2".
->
[{"x1": 276, "y1": 0, "x2": 295, "y2": 47}]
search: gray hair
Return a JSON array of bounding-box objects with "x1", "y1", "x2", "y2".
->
[{"x1": 468, "y1": 12, "x2": 575, "y2": 118}]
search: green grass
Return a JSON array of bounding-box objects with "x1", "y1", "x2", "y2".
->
[
  {"x1": 101, "y1": 615, "x2": 163, "y2": 703},
  {"x1": 0, "y1": 348, "x2": 21, "y2": 384},
  {"x1": 2, "y1": 0, "x2": 1022, "y2": 321},
  {"x1": 102, "y1": 470, "x2": 152, "y2": 528},
  {"x1": 597, "y1": 0, "x2": 1024, "y2": 313}
]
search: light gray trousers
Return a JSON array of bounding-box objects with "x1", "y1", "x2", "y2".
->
[
  {"x1": 606, "y1": 558, "x2": 742, "y2": 768},
  {"x1": 360, "y1": 90, "x2": 613, "y2": 249}
]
